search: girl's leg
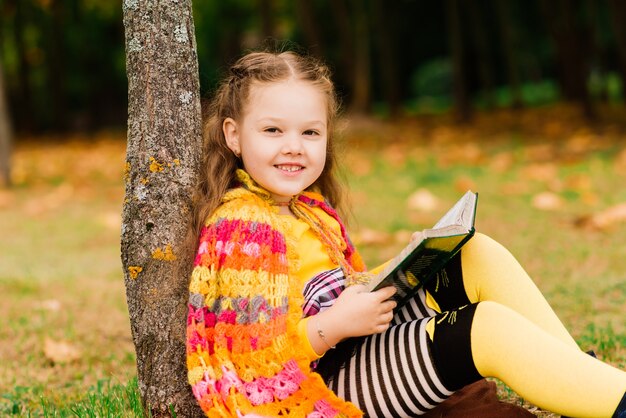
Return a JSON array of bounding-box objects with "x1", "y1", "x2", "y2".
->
[
  {"x1": 426, "y1": 232, "x2": 578, "y2": 348},
  {"x1": 472, "y1": 301, "x2": 626, "y2": 417},
  {"x1": 324, "y1": 318, "x2": 453, "y2": 417},
  {"x1": 322, "y1": 301, "x2": 626, "y2": 417},
  {"x1": 429, "y1": 301, "x2": 626, "y2": 417}
]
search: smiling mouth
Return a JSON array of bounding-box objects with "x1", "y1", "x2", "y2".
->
[{"x1": 275, "y1": 165, "x2": 304, "y2": 172}]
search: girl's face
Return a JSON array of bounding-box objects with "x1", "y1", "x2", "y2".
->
[{"x1": 223, "y1": 79, "x2": 328, "y2": 204}]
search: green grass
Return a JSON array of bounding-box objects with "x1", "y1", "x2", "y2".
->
[
  {"x1": 2, "y1": 110, "x2": 626, "y2": 416},
  {"x1": 1, "y1": 378, "x2": 143, "y2": 417}
]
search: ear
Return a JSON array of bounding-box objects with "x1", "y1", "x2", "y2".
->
[{"x1": 223, "y1": 117, "x2": 241, "y2": 156}]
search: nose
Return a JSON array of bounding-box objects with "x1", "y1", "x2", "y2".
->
[{"x1": 281, "y1": 132, "x2": 304, "y2": 155}]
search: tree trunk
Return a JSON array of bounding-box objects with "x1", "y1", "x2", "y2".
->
[
  {"x1": 446, "y1": 0, "x2": 472, "y2": 123},
  {"x1": 494, "y1": 0, "x2": 523, "y2": 109},
  {"x1": 539, "y1": 0, "x2": 595, "y2": 120},
  {"x1": 328, "y1": 0, "x2": 354, "y2": 98},
  {"x1": 121, "y1": 1, "x2": 203, "y2": 416},
  {"x1": 295, "y1": 0, "x2": 325, "y2": 57},
  {"x1": 9, "y1": 0, "x2": 34, "y2": 132},
  {"x1": 608, "y1": 0, "x2": 626, "y2": 93},
  {"x1": 48, "y1": 0, "x2": 68, "y2": 131},
  {"x1": 467, "y1": 1, "x2": 495, "y2": 109},
  {"x1": 258, "y1": 0, "x2": 275, "y2": 40},
  {"x1": 0, "y1": 58, "x2": 12, "y2": 188},
  {"x1": 371, "y1": 0, "x2": 401, "y2": 117},
  {"x1": 349, "y1": 0, "x2": 372, "y2": 114}
]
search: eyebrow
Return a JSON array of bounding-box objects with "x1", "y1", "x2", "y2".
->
[{"x1": 257, "y1": 117, "x2": 326, "y2": 127}]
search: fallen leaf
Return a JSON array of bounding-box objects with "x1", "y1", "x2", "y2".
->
[
  {"x1": 489, "y1": 152, "x2": 514, "y2": 173},
  {"x1": 407, "y1": 188, "x2": 439, "y2": 212},
  {"x1": 525, "y1": 144, "x2": 556, "y2": 161},
  {"x1": 614, "y1": 148, "x2": 626, "y2": 175},
  {"x1": 355, "y1": 228, "x2": 392, "y2": 245},
  {"x1": 394, "y1": 230, "x2": 414, "y2": 244},
  {"x1": 36, "y1": 299, "x2": 62, "y2": 312},
  {"x1": 500, "y1": 181, "x2": 530, "y2": 195},
  {"x1": 345, "y1": 153, "x2": 372, "y2": 177},
  {"x1": 454, "y1": 176, "x2": 476, "y2": 193},
  {"x1": 565, "y1": 174, "x2": 592, "y2": 192},
  {"x1": 521, "y1": 163, "x2": 558, "y2": 182},
  {"x1": 99, "y1": 211, "x2": 122, "y2": 230},
  {"x1": 0, "y1": 189, "x2": 15, "y2": 209},
  {"x1": 532, "y1": 192, "x2": 563, "y2": 210},
  {"x1": 575, "y1": 203, "x2": 626, "y2": 230},
  {"x1": 44, "y1": 338, "x2": 82, "y2": 364},
  {"x1": 383, "y1": 143, "x2": 408, "y2": 167}
]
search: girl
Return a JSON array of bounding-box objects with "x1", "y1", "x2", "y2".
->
[{"x1": 186, "y1": 50, "x2": 626, "y2": 417}]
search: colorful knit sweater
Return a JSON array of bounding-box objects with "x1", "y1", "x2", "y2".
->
[{"x1": 186, "y1": 171, "x2": 366, "y2": 417}]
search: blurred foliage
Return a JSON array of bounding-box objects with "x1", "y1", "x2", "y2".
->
[{"x1": 1, "y1": 0, "x2": 626, "y2": 133}]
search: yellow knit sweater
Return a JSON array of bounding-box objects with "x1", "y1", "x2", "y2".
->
[{"x1": 186, "y1": 172, "x2": 365, "y2": 417}]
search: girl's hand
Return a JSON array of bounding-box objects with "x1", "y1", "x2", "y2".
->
[{"x1": 311, "y1": 284, "x2": 397, "y2": 353}]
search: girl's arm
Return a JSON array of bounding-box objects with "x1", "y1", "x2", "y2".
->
[{"x1": 306, "y1": 284, "x2": 397, "y2": 355}]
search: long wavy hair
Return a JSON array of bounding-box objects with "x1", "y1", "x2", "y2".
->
[{"x1": 190, "y1": 50, "x2": 344, "y2": 243}]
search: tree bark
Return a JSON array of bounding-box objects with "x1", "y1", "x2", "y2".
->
[
  {"x1": 494, "y1": 0, "x2": 523, "y2": 109},
  {"x1": 349, "y1": 0, "x2": 372, "y2": 114},
  {"x1": 9, "y1": 0, "x2": 34, "y2": 132},
  {"x1": 446, "y1": 0, "x2": 472, "y2": 123},
  {"x1": 295, "y1": 0, "x2": 325, "y2": 57},
  {"x1": 467, "y1": 1, "x2": 495, "y2": 109},
  {"x1": 371, "y1": 0, "x2": 401, "y2": 117},
  {"x1": 0, "y1": 58, "x2": 12, "y2": 187},
  {"x1": 258, "y1": 0, "x2": 275, "y2": 40},
  {"x1": 539, "y1": 0, "x2": 595, "y2": 120},
  {"x1": 48, "y1": 0, "x2": 68, "y2": 130},
  {"x1": 608, "y1": 0, "x2": 626, "y2": 93},
  {"x1": 121, "y1": 0, "x2": 203, "y2": 416},
  {"x1": 328, "y1": 0, "x2": 355, "y2": 98}
]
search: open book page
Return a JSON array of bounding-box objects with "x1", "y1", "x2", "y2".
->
[
  {"x1": 366, "y1": 191, "x2": 478, "y2": 309},
  {"x1": 427, "y1": 190, "x2": 478, "y2": 237}
]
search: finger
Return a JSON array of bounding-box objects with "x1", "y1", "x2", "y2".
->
[
  {"x1": 375, "y1": 322, "x2": 391, "y2": 334},
  {"x1": 349, "y1": 284, "x2": 369, "y2": 293},
  {"x1": 374, "y1": 285, "x2": 397, "y2": 300}
]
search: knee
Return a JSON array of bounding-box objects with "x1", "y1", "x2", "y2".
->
[
  {"x1": 475, "y1": 300, "x2": 513, "y2": 320},
  {"x1": 465, "y1": 232, "x2": 507, "y2": 256},
  {"x1": 472, "y1": 301, "x2": 526, "y2": 341}
]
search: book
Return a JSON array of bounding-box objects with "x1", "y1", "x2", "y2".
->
[{"x1": 367, "y1": 190, "x2": 478, "y2": 310}]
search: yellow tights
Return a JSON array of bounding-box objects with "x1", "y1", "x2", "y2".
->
[{"x1": 429, "y1": 233, "x2": 626, "y2": 417}]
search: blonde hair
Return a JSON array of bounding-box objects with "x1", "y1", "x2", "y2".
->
[{"x1": 191, "y1": 50, "x2": 344, "y2": 241}]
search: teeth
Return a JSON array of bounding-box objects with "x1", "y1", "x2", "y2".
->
[{"x1": 276, "y1": 165, "x2": 302, "y2": 172}]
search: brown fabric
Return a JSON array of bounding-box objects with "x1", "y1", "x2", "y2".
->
[{"x1": 421, "y1": 379, "x2": 536, "y2": 418}]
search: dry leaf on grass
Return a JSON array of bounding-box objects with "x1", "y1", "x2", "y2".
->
[
  {"x1": 454, "y1": 176, "x2": 476, "y2": 193},
  {"x1": 36, "y1": 299, "x2": 62, "y2": 312},
  {"x1": 532, "y1": 192, "x2": 563, "y2": 210},
  {"x1": 98, "y1": 211, "x2": 122, "y2": 230},
  {"x1": 521, "y1": 163, "x2": 558, "y2": 182},
  {"x1": 44, "y1": 337, "x2": 82, "y2": 364},
  {"x1": 355, "y1": 228, "x2": 392, "y2": 246},
  {"x1": 0, "y1": 190, "x2": 15, "y2": 209},
  {"x1": 575, "y1": 203, "x2": 626, "y2": 230},
  {"x1": 407, "y1": 188, "x2": 439, "y2": 212},
  {"x1": 394, "y1": 230, "x2": 414, "y2": 244},
  {"x1": 614, "y1": 148, "x2": 626, "y2": 175},
  {"x1": 489, "y1": 152, "x2": 514, "y2": 173}
]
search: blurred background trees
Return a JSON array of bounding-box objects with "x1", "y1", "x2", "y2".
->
[{"x1": 1, "y1": 0, "x2": 626, "y2": 134}]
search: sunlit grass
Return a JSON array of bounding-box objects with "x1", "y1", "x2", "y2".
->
[{"x1": 1, "y1": 378, "x2": 143, "y2": 417}]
